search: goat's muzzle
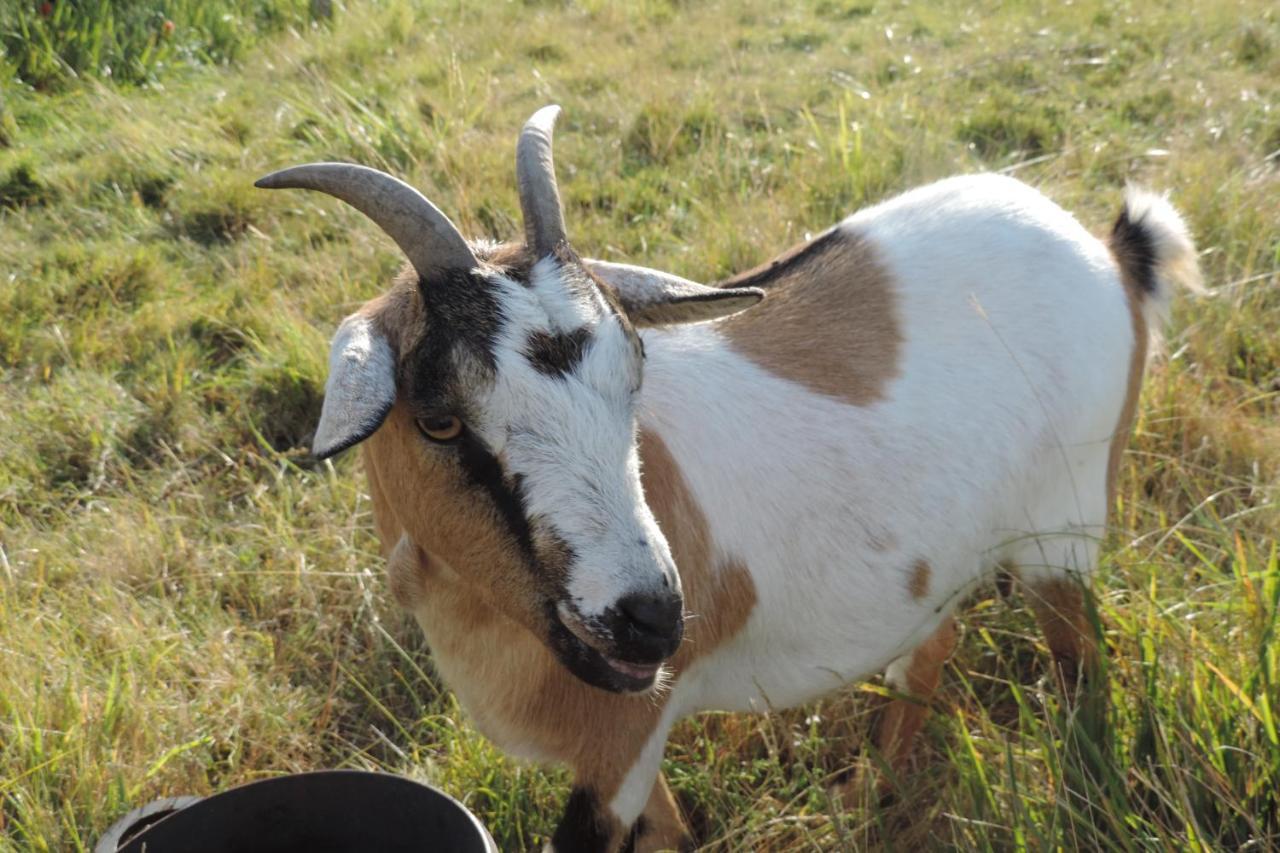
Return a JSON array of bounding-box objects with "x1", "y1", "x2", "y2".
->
[{"x1": 549, "y1": 593, "x2": 684, "y2": 694}]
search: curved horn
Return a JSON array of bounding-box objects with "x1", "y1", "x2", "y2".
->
[
  {"x1": 254, "y1": 163, "x2": 477, "y2": 278},
  {"x1": 516, "y1": 105, "x2": 568, "y2": 258}
]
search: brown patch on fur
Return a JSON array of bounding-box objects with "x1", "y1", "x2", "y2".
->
[
  {"x1": 530, "y1": 523, "x2": 576, "y2": 586},
  {"x1": 384, "y1": 535, "x2": 431, "y2": 610},
  {"x1": 1105, "y1": 237, "x2": 1151, "y2": 511},
  {"x1": 637, "y1": 430, "x2": 758, "y2": 665},
  {"x1": 385, "y1": 538, "x2": 667, "y2": 805},
  {"x1": 718, "y1": 227, "x2": 902, "y2": 407},
  {"x1": 907, "y1": 559, "x2": 931, "y2": 601},
  {"x1": 875, "y1": 616, "x2": 957, "y2": 776},
  {"x1": 363, "y1": 447, "x2": 402, "y2": 558},
  {"x1": 1025, "y1": 578, "x2": 1097, "y2": 695}
]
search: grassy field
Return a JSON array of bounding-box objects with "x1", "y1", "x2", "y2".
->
[{"x1": 2, "y1": 0, "x2": 1278, "y2": 849}]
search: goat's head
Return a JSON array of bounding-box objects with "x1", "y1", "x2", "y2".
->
[{"x1": 257, "y1": 106, "x2": 762, "y2": 693}]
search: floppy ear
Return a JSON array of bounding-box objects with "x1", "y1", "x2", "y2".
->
[
  {"x1": 584, "y1": 259, "x2": 763, "y2": 327},
  {"x1": 312, "y1": 313, "x2": 397, "y2": 459}
]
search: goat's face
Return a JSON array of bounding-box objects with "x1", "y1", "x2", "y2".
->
[
  {"x1": 258, "y1": 107, "x2": 761, "y2": 694},
  {"x1": 372, "y1": 249, "x2": 683, "y2": 693}
]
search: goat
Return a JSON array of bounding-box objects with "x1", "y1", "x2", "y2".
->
[{"x1": 256, "y1": 105, "x2": 1202, "y2": 852}]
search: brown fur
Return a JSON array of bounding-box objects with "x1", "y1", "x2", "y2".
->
[
  {"x1": 362, "y1": 389, "x2": 755, "y2": 850},
  {"x1": 366, "y1": 405, "x2": 552, "y2": 637},
  {"x1": 907, "y1": 559, "x2": 931, "y2": 601},
  {"x1": 830, "y1": 616, "x2": 957, "y2": 806},
  {"x1": 1024, "y1": 578, "x2": 1097, "y2": 694},
  {"x1": 480, "y1": 240, "x2": 536, "y2": 277},
  {"x1": 638, "y1": 430, "x2": 758, "y2": 665},
  {"x1": 875, "y1": 616, "x2": 957, "y2": 774},
  {"x1": 1105, "y1": 238, "x2": 1151, "y2": 511},
  {"x1": 718, "y1": 228, "x2": 902, "y2": 407},
  {"x1": 362, "y1": 272, "x2": 426, "y2": 355}
]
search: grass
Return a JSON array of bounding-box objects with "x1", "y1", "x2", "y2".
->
[
  {"x1": 0, "y1": 0, "x2": 327, "y2": 89},
  {"x1": 1, "y1": 0, "x2": 1277, "y2": 849}
]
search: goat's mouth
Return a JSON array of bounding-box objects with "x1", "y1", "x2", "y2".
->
[{"x1": 547, "y1": 602, "x2": 668, "y2": 694}]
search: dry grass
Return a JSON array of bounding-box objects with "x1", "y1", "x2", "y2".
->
[{"x1": 1, "y1": 0, "x2": 1277, "y2": 849}]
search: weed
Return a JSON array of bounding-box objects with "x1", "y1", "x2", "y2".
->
[
  {"x1": 1237, "y1": 25, "x2": 1272, "y2": 67},
  {"x1": 957, "y1": 90, "x2": 1065, "y2": 160},
  {"x1": 1122, "y1": 88, "x2": 1177, "y2": 126},
  {"x1": 169, "y1": 174, "x2": 261, "y2": 244},
  {"x1": 525, "y1": 43, "x2": 565, "y2": 63},
  {"x1": 0, "y1": 158, "x2": 53, "y2": 208},
  {"x1": 0, "y1": 98, "x2": 16, "y2": 148},
  {"x1": 623, "y1": 102, "x2": 721, "y2": 168}
]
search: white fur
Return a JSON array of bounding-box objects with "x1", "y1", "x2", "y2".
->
[
  {"x1": 466, "y1": 264, "x2": 678, "y2": 620},
  {"x1": 589, "y1": 175, "x2": 1195, "y2": 827},
  {"x1": 637, "y1": 175, "x2": 1135, "y2": 714}
]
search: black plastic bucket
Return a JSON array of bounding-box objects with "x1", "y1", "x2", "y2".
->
[{"x1": 95, "y1": 770, "x2": 497, "y2": 853}]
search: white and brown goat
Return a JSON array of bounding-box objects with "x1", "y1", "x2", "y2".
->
[{"x1": 257, "y1": 105, "x2": 1201, "y2": 851}]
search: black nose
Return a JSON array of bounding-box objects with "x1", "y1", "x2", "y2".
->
[{"x1": 616, "y1": 591, "x2": 684, "y2": 648}]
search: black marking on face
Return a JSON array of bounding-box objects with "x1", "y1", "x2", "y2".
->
[
  {"x1": 452, "y1": 432, "x2": 536, "y2": 559},
  {"x1": 564, "y1": 244, "x2": 646, "y2": 360},
  {"x1": 546, "y1": 601, "x2": 666, "y2": 694},
  {"x1": 525, "y1": 327, "x2": 592, "y2": 377},
  {"x1": 403, "y1": 268, "x2": 506, "y2": 391},
  {"x1": 552, "y1": 787, "x2": 614, "y2": 853}
]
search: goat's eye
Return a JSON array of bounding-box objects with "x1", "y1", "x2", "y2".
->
[{"x1": 416, "y1": 415, "x2": 464, "y2": 443}]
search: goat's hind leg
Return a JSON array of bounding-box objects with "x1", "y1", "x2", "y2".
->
[
  {"x1": 1011, "y1": 528, "x2": 1108, "y2": 749},
  {"x1": 832, "y1": 615, "x2": 958, "y2": 806},
  {"x1": 1024, "y1": 574, "x2": 1100, "y2": 699},
  {"x1": 875, "y1": 615, "x2": 958, "y2": 781}
]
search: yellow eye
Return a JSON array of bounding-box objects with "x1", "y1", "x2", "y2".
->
[{"x1": 416, "y1": 415, "x2": 464, "y2": 442}]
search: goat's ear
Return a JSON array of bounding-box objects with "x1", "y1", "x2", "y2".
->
[
  {"x1": 313, "y1": 313, "x2": 396, "y2": 459},
  {"x1": 584, "y1": 259, "x2": 763, "y2": 327}
]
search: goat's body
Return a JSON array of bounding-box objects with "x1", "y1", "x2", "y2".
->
[
  {"x1": 362, "y1": 172, "x2": 1198, "y2": 850},
  {"x1": 645, "y1": 174, "x2": 1131, "y2": 715}
]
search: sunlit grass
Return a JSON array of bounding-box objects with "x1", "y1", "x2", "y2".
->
[{"x1": 1, "y1": 0, "x2": 1277, "y2": 849}]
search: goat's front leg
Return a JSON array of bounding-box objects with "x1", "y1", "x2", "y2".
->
[{"x1": 547, "y1": 715, "x2": 687, "y2": 853}]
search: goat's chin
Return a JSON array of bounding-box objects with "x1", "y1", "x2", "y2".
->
[{"x1": 545, "y1": 606, "x2": 668, "y2": 695}]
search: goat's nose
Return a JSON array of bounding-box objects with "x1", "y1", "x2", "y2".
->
[{"x1": 617, "y1": 590, "x2": 684, "y2": 641}]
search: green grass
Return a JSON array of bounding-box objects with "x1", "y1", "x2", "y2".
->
[
  {"x1": 0, "y1": 0, "x2": 327, "y2": 89},
  {"x1": 1, "y1": 0, "x2": 1278, "y2": 850}
]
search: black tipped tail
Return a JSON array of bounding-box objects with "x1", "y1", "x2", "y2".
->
[{"x1": 1108, "y1": 187, "x2": 1203, "y2": 328}]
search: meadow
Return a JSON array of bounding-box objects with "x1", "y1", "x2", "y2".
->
[{"x1": 1, "y1": 0, "x2": 1277, "y2": 849}]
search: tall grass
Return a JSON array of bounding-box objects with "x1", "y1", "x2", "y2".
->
[
  {"x1": 1, "y1": 0, "x2": 1277, "y2": 850},
  {"x1": 0, "y1": 0, "x2": 326, "y2": 89}
]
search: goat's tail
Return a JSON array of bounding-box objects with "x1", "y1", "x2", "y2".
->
[{"x1": 1108, "y1": 187, "x2": 1204, "y2": 330}]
